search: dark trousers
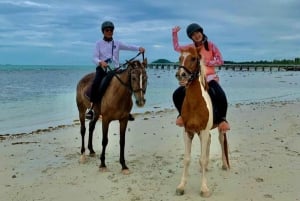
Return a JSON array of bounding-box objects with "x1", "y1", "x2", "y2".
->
[
  {"x1": 172, "y1": 80, "x2": 228, "y2": 124},
  {"x1": 90, "y1": 66, "x2": 107, "y2": 103}
]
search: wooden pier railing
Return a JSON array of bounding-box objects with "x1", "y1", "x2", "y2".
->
[{"x1": 147, "y1": 63, "x2": 300, "y2": 71}]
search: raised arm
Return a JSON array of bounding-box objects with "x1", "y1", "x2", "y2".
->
[{"x1": 172, "y1": 26, "x2": 191, "y2": 52}]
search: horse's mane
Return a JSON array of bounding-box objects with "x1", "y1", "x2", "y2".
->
[{"x1": 199, "y1": 57, "x2": 208, "y2": 90}]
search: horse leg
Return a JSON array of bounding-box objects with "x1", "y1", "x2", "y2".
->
[
  {"x1": 205, "y1": 133, "x2": 211, "y2": 171},
  {"x1": 87, "y1": 118, "x2": 97, "y2": 157},
  {"x1": 119, "y1": 119, "x2": 129, "y2": 174},
  {"x1": 199, "y1": 130, "x2": 211, "y2": 197},
  {"x1": 176, "y1": 131, "x2": 193, "y2": 195},
  {"x1": 79, "y1": 113, "x2": 87, "y2": 164},
  {"x1": 99, "y1": 119, "x2": 109, "y2": 172},
  {"x1": 218, "y1": 132, "x2": 230, "y2": 170}
]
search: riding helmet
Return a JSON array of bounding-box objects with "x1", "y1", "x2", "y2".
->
[
  {"x1": 101, "y1": 21, "x2": 114, "y2": 32},
  {"x1": 186, "y1": 23, "x2": 203, "y2": 39}
]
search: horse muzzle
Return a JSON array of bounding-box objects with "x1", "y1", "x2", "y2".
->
[
  {"x1": 175, "y1": 71, "x2": 190, "y2": 85},
  {"x1": 135, "y1": 98, "x2": 146, "y2": 107}
]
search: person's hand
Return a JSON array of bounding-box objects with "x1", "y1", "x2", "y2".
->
[
  {"x1": 139, "y1": 47, "x2": 145, "y2": 53},
  {"x1": 172, "y1": 26, "x2": 181, "y2": 33},
  {"x1": 99, "y1": 61, "x2": 108, "y2": 68}
]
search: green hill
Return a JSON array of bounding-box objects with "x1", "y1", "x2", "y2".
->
[{"x1": 151, "y1": 59, "x2": 172, "y2": 63}]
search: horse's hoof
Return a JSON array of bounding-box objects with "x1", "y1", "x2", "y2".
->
[
  {"x1": 99, "y1": 167, "x2": 108, "y2": 172},
  {"x1": 176, "y1": 188, "x2": 184, "y2": 196},
  {"x1": 89, "y1": 152, "x2": 96, "y2": 157},
  {"x1": 79, "y1": 155, "x2": 87, "y2": 164},
  {"x1": 222, "y1": 165, "x2": 229, "y2": 170},
  {"x1": 200, "y1": 190, "x2": 211, "y2": 198},
  {"x1": 122, "y1": 169, "x2": 130, "y2": 175}
]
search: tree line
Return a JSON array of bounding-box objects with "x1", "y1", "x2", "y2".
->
[{"x1": 224, "y1": 58, "x2": 300, "y2": 64}]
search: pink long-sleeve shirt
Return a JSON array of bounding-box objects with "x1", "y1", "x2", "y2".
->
[{"x1": 172, "y1": 30, "x2": 224, "y2": 78}]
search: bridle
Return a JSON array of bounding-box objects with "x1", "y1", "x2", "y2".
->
[
  {"x1": 176, "y1": 54, "x2": 201, "y2": 84},
  {"x1": 128, "y1": 64, "x2": 147, "y2": 94},
  {"x1": 109, "y1": 53, "x2": 147, "y2": 94}
]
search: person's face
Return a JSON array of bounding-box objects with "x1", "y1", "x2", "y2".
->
[
  {"x1": 103, "y1": 28, "x2": 114, "y2": 38},
  {"x1": 191, "y1": 31, "x2": 203, "y2": 42}
]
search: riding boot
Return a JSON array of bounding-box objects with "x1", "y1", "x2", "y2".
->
[{"x1": 128, "y1": 113, "x2": 135, "y2": 121}]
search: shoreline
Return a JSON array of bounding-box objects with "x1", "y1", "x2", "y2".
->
[
  {"x1": 1, "y1": 69, "x2": 300, "y2": 137},
  {"x1": 1, "y1": 99, "x2": 299, "y2": 138}
]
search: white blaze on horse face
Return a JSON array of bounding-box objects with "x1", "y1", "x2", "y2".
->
[
  {"x1": 181, "y1": 52, "x2": 189, "y2": 64},
  {"x1": 139, "y1": 72, "x2": 143, "y2": 96},
  {"x1": 179, "y1": 52, "x2": 190, "y2": 75}
]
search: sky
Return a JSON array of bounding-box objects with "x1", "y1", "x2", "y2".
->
[{"x1": 0, "y1": 0, "x2": 300, "y2": 65}]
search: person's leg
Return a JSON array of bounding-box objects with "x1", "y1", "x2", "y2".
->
[
  {"x1": 173, "y1": 86, "x2": 185, "y2": 114},
  {"x1": 172, "y1": 86, "x2": 185, "y2": 126},
  {"x1": 86, "y1": 66, "x2": 106, "y2": 120},
  {"x1": 208, "y1": 80, "x2": 230, "y2": 133},
  {"x1": 90, "y1": 67, "x2": 106, "y2": 103}
]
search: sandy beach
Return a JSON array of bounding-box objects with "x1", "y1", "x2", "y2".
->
[{"x1": 1, "y1": 101, "x2": 299, "y2": 201}]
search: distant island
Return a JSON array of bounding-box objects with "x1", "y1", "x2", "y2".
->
[{"x1": 151, "y1": 59, "x2": 173, "y2": 63}]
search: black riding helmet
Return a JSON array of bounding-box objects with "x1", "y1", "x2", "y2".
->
[
  {"x1": 186, "y1": 23, "x2": 209, "y2": 51},
  {"x1": 101, "y1": 21, "x2": 114, "y2": 33},
  {"x1": 186, "y1": 23, "x2": 203, "y2": 39}
]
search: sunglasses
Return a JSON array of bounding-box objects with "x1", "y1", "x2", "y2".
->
[{"x1": 104, "y1": 28, "x2": 113, "y2": 33}]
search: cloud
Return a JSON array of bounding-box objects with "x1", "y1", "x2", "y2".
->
[{"x1": 0, "y1": 0, "x2": 299, "y2": 64}]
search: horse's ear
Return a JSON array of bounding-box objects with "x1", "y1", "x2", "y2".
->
[
  {"x1": 180, "y1": 46, "x2": 189, "y2": 53},
  {"x1": 125, "y1": 60, "x2": 131, "y2": 68},
  {"x1": 195, "y1": 46, "x2": 202, "y2": 58},
  {"x1": 143, "y1": 58, "x2": 148, "y2": 68}
]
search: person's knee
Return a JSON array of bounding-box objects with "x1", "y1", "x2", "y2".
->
[{"x1": 173, "y1": 87, "x2": 184, "y2": 100}]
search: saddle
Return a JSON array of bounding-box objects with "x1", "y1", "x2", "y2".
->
[{"x1": 84, "y1": 70, "x2": 121, "y2": 102}]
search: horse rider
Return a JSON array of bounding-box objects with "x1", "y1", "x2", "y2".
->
[
  {"x1": 86, "y1": 21, "x2": 145, "y2": 120},
  {"x1": 172, "y1": 23, "x2": 230, "y2": 134}
]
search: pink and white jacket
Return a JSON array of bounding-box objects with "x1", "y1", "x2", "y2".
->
[{"x1": 172, "y1": 30, "x2": 224, "y2": 81}]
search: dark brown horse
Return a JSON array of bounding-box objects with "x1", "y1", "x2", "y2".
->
[
  {"x1": 76, "y1": 58, "x2": 147, "y2": 174},
  {"x1": 175, "y1": 46, "x2": 229, "y2": 197}
]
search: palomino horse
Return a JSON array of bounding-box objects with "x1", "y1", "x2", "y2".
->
[
  {"x1": 175, "y1": 46, "x2": 229, "y2": 197},
  {"x1": 76, "y1": 58, "x2": 147, "y2": 174}
]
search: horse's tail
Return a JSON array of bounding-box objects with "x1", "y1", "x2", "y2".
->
[{"x1": 224, "y1": 133, "x2": 230, "y2": 169}]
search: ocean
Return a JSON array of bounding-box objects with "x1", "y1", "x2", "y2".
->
[{"x1": 1, "y1": 64, "x2": 300, "y2": 135}]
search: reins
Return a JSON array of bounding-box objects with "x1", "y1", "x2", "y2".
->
[
  {"x1": 177, "y1": 47, "x2": 202, "y2": 84},
  {"x1": 107, "y1": 52, "x2": 145, "y2": 93},
  {"x1": 177, "y1": 59, "x2": 200, "y2": 84}
]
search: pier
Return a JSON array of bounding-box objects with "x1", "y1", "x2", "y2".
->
[{"x1": 148, "y1": 63, "x2": 300, "y2": 71}]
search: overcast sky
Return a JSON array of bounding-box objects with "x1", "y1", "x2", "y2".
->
[{"x1": 0, "y1": 0, "x2": 300, "y2": 65}]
